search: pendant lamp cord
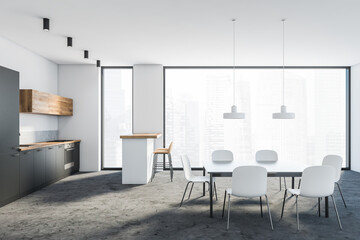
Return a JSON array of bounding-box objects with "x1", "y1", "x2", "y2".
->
[
  {"x1": 232, "y1": 19, "x2": 236, "y2": 105},
  {"x1": 282, "y1": 19, "x2": 285, "y2": 106}
]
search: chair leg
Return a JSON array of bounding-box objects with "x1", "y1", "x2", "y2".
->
[
  {"x1": 279, "y1": 177, "x2": 282, "y2": 191},
  {"x1": 188, "y1": 182, "x2": 194, "y2": 199},
  {"x1": 260, "y1": 196, "x2": 263, "y2": 218},
  {"x1": 179, "y1": 182, "x2": 191, "y2": 207},
  {"x1": 265, "y1": 194, "x2": 274, "y2": 230},
  {"x1": 151, "y1": 154, "x2": 158, "y2": 182},
  {"x1": 318, "y1": 198, "x2": 321, "y2": 217},
  {"x1": 331, "y1": 195, "x2": 343, "y2": 230},
  {"x1": 281, "y1": 189, "x2": 287, "y2": 218},
  {"x1": 335, "y1": 182, "x2": 347, "y2": 208},
  {"x1": 296, "y1": 195, "x2": 299, "y2": 231},
  {"x1": 227, "y1": 194, "x2": 231, "y2": 230},
  {"x1": 214, "y1": 182, "x2": 218, "y2": 201},
  {"x1": 298, "y1": 178, "x2": 302, "y2": 189},
  {"x1": 168, "y1": 154, "x2": 174, "y2": 182},
  {"x1": 222, "y1": 190, "x2": 227, "y2": 218}
]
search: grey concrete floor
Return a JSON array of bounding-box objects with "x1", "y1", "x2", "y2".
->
[{"x1": 0, "y1": 170, "x2": 359, "y2": 240}]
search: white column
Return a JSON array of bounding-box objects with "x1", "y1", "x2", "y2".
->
[{"x1": 351, "y1": 63, "x2": 360, "y2": 172}]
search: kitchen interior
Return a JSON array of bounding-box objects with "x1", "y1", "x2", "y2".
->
[{"x1": 1, "y1": 0, "x2": 360, "y2": 239}]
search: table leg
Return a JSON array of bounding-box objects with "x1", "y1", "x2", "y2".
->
[
  {"x1": 325, "y1": 196, "x2": 329, "y2": 218},
  {"x1": 292, "y1": 177, "x2": 295, "y2": 189},
  {"x1": 210, "y1": 173, "x2": 213, "y2": 218},
  {"x1": 203, "y1": 168, "x2": 205, "y2": 196}
]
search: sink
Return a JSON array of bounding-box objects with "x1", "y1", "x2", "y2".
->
[{"x1": 19, "y1": 144, "x2": 36, "y2": 147}]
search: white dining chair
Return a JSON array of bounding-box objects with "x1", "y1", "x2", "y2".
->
[
  {"x1": 179, "y1": 155, "x2": 217, "y2": 207},
  {"x1": 281, "y1": 166, "x2": 342, "y2": 230},
  {"x1": 322, "y1": 155, "x2": 346, "y2": 208},
  {"x1": 222, "y1": 166, "x2": 273, "y2": 230},
  {"x1": 212, "y1": 150, "x2": 234, "y2": 162},
  {"x1": 255, "y1": 150, "x2": 286, "y2": 191}
]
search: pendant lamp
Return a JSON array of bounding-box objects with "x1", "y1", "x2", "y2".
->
[
  {"x1": 273, "y1": 19, "x2": 295, "y2": 119},
  {"x1": 223, "y1": 19, "x2": 245, "y2": 119}
]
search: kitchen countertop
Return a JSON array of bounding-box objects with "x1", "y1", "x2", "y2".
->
[
  {"x1": 120, "y1": 133, "x2": 162, "y2": 139},
  {"x1": 18, "y1": 140, "x2": 81, "y2": 152}
]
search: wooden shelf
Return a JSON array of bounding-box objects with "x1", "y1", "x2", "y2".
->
[{"x1": 20, "y1": 89, "x2": 73, "y2": 116}]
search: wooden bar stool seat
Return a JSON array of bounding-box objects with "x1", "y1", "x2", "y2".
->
[{"x1": 151, "y1": 142, "x2": 174, "y2": 182}]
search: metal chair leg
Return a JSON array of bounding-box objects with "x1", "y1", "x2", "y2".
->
[
  {"x1": 335, "y1": 182, "x2": 347, "y2": 208},
  {"x1": 298, "y1": 178, "x2": 302, "y2": 189},
  {"x1": 296, "y1": 195, "x2": 299, "y2": 231},
  {"x1": 222, "y1": 190, "x2": 227, "y2": 218},
  {"x1": 265, "y1": 195, "x2": 274, "y2": 230},
  {"x1": 279, "y1": 177, "x2": 282, "y2": 190},
  {"x1": 214, "y1": 182, "x2": 218, "y2": 201},
  {"x1": 318, "y1": 198, "x2": 321, "y2": 217},
  {"x1": 260, "y1": 196, "x2": 263, "y2": 218},
  {"x1": 281, "y1": 189, "x2": 287, "y2": 218},
  {"x1": 168, "y1": 154, "x2": 174, "y2": 182},
  {"x1": 179, "y1": 182, "x2": 191, "y2": 207},
  {"x1": 227, "y1": 194, "x2": 231, "y2": 230},
  {"x1": 331, "y1": 195, "x2": 343, "y2": 230},
  {"x1": 188, "y1": 182, "x2": 194, "y2": 199},
  {"x1": 151, "y1": 154, "x2": 158, "y2": 182}
]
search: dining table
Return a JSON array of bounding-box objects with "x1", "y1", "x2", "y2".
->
[{"x1": 203, "y1": 160, "x2": 330, "y2": 218}]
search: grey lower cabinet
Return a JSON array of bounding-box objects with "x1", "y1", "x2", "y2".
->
[
  {"x1": 19, "y1": 151, "x2": 34, "y2": 195},
  {"x1": 34, "y1": 148, "x2": 46, "y2": 188},
  {"x1": 73, "y1": 143, "x2": 80, "y2": 173},
  {"x1": 55, "y1": 145, "x2": 65, "y2": 179},
  {"x1": 0, "y1": 152, "x2": 20, "y2": 204},
  {"x1": 45, "y1": 147, "x2": 56, "y2": 183}
]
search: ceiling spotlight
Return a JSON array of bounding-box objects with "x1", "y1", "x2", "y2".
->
[
  {"x1": 43, "y1": 18, "x2": 50, "y2": 31},
  {"x1": 84, "y1": 50, "x2": 89, "y2": 59},
  {"x1": 67, "y1": 37, "x2": 73, "y2": 47},
  {"x1": 96, "y1": 60, "x2": 101, "y2": 67}
]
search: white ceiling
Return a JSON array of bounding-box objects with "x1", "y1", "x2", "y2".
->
[{"x1": 0, "y1": 0, "x2": 360, "y2": 66}]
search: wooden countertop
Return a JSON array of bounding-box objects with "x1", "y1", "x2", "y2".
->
[
  {"x1": 120, "y1": 133, "x2": 162, "y2": 139},
  {"x1": 18, "y1": 140, "x2": 81, "y2": 152}
]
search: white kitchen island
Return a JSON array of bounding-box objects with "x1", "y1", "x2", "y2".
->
[{"x1": 120, "y1": 133, "x2": 162, "y2": 184}]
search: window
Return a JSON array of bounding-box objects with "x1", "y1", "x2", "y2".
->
[
  {"x1": 102, "y1": 68, "x2": 132, "y2": 168},
  {"x1": 165, "y1": 68, "x2": 348, "y2": 168}
]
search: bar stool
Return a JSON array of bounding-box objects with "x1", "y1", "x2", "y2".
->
[{"x1": 151, "y1": 142, "x2": 174, "y2": 182}]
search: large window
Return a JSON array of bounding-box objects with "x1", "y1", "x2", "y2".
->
[
  {"x1": 165, "y1": 68, "x2": 349, "y2": 168},
  {"x1": 102, "y1": 68, "x2": 132, "y2": 168}
]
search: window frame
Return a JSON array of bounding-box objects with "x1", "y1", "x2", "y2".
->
[
  {"x1": 163, "y1": 66, "x2": 351, "y2": 170},
  {"x1": 101, "y1": 66, "x2": 133, "y2": 170}
]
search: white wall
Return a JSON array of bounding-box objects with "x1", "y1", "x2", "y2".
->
[
  {"x1": 0, "y1": 35, "x2": 58, "y2": 136},
  {"x1": 58, "y1": 65, "x2": 101, "y2": 172},
  {"x1": 133, "y1": 64, "x2": 164, "y2": 150},
  {"x1": 351, "y1": 63, "x2": 360, "y2": 172}
]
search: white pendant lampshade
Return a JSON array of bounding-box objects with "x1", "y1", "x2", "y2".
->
[
  {"x1": 273, "y1": 19, "x2": 295, "y2": 120},
  {"x1": 273, "y1": 105, "x2": 295, "y2": 119},
  {"x1": 223, "y1": 19, "x2": 245, "y2": 119},
  {"x1": 224, "y1": 105, "x2": 245, "y2": 119}
]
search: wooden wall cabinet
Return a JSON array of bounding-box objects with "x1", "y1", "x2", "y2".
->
[{"x1": 20, "y1": 89, "x2": 73, "y2": 116}]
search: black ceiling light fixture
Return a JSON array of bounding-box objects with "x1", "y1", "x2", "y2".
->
[
  {"x1": 43, "y1": 18, "x2": 50, "y2": 31},
  {"x1": 96, "y1": 60, "x2": 101, "y2": 67},
  {"x1": 84, "y1": 50, "x2": 89, "y2": 59},
  {"x1": 67, "y1": 37, "x2": 73, "y2": 47}
]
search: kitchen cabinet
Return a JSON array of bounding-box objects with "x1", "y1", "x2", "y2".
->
[
  {"x1": 45, "y1": 147, "x2": 56, "y2": 183},
  {"x1": 20, "y1": 89, "x2": 73, "y2": 116},
  {"x1": 34, "y1": 148, "x2": 46, "y2": 188},
  {"x1": 0, "y1": 66, "x2": 19, "y2": 154},
  {"x1": 55, "y1": 145, "x2": 65, "y2": 179},
  {"x1": 20, "y1": 151, "x2": 34, "y2": 194},
  {"x1": 73, "y1": 142, "x2": 80, "y2": 173},
  {"x1": 0, "y1": 153, "x2": 20, "y2": 204}
]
